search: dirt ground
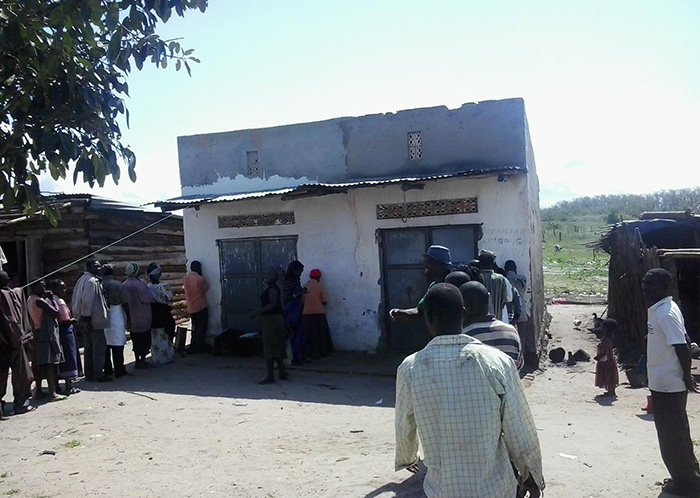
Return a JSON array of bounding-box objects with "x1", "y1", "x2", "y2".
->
[{"x1": 2, "y1": 304, "x2": 699, "y2": 497}]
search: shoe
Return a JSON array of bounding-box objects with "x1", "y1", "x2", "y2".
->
[
  {"x1": 642, "y1": 395, "x2": 654, "y2": 412},
  {"x1": 141, "y1": 362, "x2": 156, "y2": 369},
  {"x1": 115, "y1": 371, "x2": 132, "y2": 377},
  {"x1": 13, "y1": 404, "x2": 36, "y2": 415},
  {"x1": 259, "y1": 377, "x2": 275, "y2": 385},
  {"x1": 279, "y1": 372, "x2": 289, "y2": 381},
  {"x1": 662, "y1": 479, "x2": 700, "y2": 497},
  {"x1": 96, "y1": 376, "x2": 113, "y2": 382}
]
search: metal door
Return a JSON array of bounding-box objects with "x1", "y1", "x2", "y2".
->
[
  {"x1": 218, "y1": 236, "x2": 297, "y2": 332},
  {"x1": 381, "y1": 225, "x2": 479, "y2": 352}
]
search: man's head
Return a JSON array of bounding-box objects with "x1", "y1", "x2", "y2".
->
[
  {"x1": 444, "y1": 271, "x2": 471, "y2": 288},
  {"x1": 459, "y1": 281, "x2": 490, "y2": 322},
  {"x1": 85, "y1": 258, "x2": 101, "y2": 276},
  {"x1": 422, "y1": 282, "x2": 465, "y2": 337},
  {"x1": 101, "y1": 263, "x2": 115, "y2": 277},
  {"x1": 190, "y1": 260, "x2": 202, "y2": 275},
  {"x1": 0, "y1": 271, "x2": 9, "y2": 288},
  {"x1": 424, "y1": 245, "x2": 452, "y2": 281},
  {"x1": 642, "y1": 268, "x2": 672, "y2": 307},
  {"x1": 504, "y1": 260, "x2": 517, "y2": 273},
  {"x1": 309, "y1": 268, "x2": 322, "y2": 280},
  {"x1": 477, "y1": 250, "x2": 496, "y2": 270}
]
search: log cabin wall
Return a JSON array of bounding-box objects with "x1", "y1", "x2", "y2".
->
[
  {"x1": 84, "y1": 207, "x2": 187, "y2": 323},
  {"x1": 0, "y1": 197, "x2": 187, "y2": 322}
]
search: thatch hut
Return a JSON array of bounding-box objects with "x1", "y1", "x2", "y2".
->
[{"x1": 593, "y1": 211, "x2": 700, "y2": 365}]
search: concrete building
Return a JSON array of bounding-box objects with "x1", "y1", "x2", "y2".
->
[{"x1": 157, "y1": 97, "x2": 545, "y2": 361}]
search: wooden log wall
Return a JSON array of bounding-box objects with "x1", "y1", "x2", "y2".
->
[
  {"x1": 0, "y1": 203, "x2": 188, "y2": 323},
  {"x1": 84, "y1": 210, "x2": 188, "y2": 322}
]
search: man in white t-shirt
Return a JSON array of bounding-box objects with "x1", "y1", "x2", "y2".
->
[{"x1": 643, "y1": 268, "x2": 700, "y2": 497}]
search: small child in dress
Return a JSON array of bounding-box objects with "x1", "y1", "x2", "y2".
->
[{"x1": 595, "y1": 318, "x2": 620, "y2": 397}]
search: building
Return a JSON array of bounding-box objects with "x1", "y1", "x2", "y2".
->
[
  {"x1": 0, "y1": 194, "x2": 187, "y2": 319},
  {"x1": 157, "y1": 98, "x2": 546, "y2": 359}
]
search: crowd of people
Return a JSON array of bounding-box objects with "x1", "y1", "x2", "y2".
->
[
  {"x1": 0, "y1": 258, "x2": 177, "y2": 419},
  {"x1": 250, "y1": 261, "x2": 334, "y2": 384},
  {"x1": 4, "y1": 244, "x2": 700, "y2": 497},
  {"x1": 390, "y1": 244, "x2": 700, "y2": 498}
]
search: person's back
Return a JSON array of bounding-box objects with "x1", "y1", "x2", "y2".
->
[
  {"x1": 398, "y1": 337, "x2": 536, "y2": 497},
  {"x1": 121, "y1": 278, "x2": 152, "y2": 333},
  {"x1": 184, "y1": 272, "x2": 207, "y2": 311},
  {"x1": 302, "y1": 278, "x2": 327, "y2": 315},
  {"x1": 395, "y1": 283, "x2": 543, "y2": 498},
  {"x1": 463, "y1": 316, "x2": 523, "y2": 369}
]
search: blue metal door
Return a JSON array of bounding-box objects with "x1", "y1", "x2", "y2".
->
[
  {"x1": 218, "y1": 236, "x2": 297, "y2": 332},
  {"x1": 381, "y1": 225, "x2": 479, "y2": 352}
]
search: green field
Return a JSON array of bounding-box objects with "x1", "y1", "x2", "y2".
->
[{"x1": 541, "y1": 215, "x2": 609, "y2": 298}]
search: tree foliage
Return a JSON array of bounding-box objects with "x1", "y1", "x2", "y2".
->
[
  {"x1": 0, "y1": 0, "x2": 207, "y2": 221},
  {"x1": 542, "y1": 187, "x2": 700, "y2": 223}
]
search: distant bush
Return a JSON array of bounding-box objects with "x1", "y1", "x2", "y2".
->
[{"x1": 542, "y1": 187, "x2": 700, "y2": 222}]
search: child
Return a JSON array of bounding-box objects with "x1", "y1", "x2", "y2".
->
[
  {"x1": 48, "y1": 279, "x2": 81, "y2": 394},
  {"x1": 302, "y1": 269, "x2": 333, "y2": 360},
  {"x1": 595, "y1": 318, "x2": 620, "y2": 397},
  {"x1": 27, "y1": 280, "x2": 65, "y2": 401}
]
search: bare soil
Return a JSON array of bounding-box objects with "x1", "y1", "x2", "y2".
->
[{"x1": 1, "y1": 304, "x2": 699, "y2": 497}]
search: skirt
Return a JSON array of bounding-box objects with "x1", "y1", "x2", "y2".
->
[
  {"x1": 150, "y1": 328, "x2": 175, "y2": 365},
  {"x1": 261, "y1": 314, "x2": 287, "y2": 361},
  {"x1": 58, "y1": 324, "x2": 79, "y2": 379}
]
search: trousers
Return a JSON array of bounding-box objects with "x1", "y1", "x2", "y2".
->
[{"x1": 651, "y1": 390, "x2": 700, "y2": 490}]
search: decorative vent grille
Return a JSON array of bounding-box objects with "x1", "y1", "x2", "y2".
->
[
  {"x1": 247, "y1": 151, "x2": 260, "y2": 176},
  {"x1": 219, "y1": 212, "x2": 295, "y2": 228},
  {"x1": 408, "y1": 131, "x2": 422, "y2": 161},
  {"x1": 376, "y1": 198, "x2": 477, "y2": 220}
]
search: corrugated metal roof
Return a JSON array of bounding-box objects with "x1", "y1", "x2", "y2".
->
[{"x1": 155, "y1": 166, "x2": 524, "y2": 211}]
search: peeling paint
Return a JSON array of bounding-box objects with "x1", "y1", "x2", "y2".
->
[{"x1": 181, "y1": 173, "x2": 319, "y2": 197}]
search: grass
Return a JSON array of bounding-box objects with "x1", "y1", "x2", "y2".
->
[
  {"x1": 542, "y1": 216, "x2": 609, "y2": 298},
  {"x1": 61, "y1": 440, "x2": 81, "y2": 449},
  {"x1": 0, "y1": 473, "x2": 7, "y2": 479},
  {"x1": 3, "y1": 491, "x2": 19, "y2": 496}
]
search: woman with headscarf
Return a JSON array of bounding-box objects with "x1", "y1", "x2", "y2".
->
[
  {"x1": 283, "y1": 260, "x2": 307, "y2": 365},
  {"x1": 120, "y1": 263, "x2": 155, "y2": 369},
  {"x1": 302, "y1": 269, "x2": 334, "y2": 360},
  {"x1": 146, "y1": 263, "x2": 176, "y2": 365},
  {"x1": 249, "y1": 267, "x2": 288, "y2": 384}
]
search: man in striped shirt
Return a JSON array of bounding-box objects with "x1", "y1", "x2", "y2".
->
[{"x1": 460, "y1": 281, "x2": 523, "y2": 370}]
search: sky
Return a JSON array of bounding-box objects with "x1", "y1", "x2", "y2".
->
[{"x1": 42, "y1": 0, "x2": 700, "y2": 208}]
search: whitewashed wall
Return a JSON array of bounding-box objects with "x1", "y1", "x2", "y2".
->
[{"x1": 183, "y1": 173, "x2": 535, "y2": 351}]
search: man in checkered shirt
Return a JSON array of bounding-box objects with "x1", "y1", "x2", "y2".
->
[{"x1": 395, "y1": 283, "x2": 544, "y2": 498}]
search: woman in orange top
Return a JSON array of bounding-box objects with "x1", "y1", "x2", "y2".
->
[{"x1": 302, "y1": 269, "x2": 334, "y2": 360}]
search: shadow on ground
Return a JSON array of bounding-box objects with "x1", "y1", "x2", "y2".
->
[
  {"x1": 363, "y1": 465, "x2": 426, "y2": 498},
  {"x1": 74, "y1": 351, "x2": 403, "y2": 408}
]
